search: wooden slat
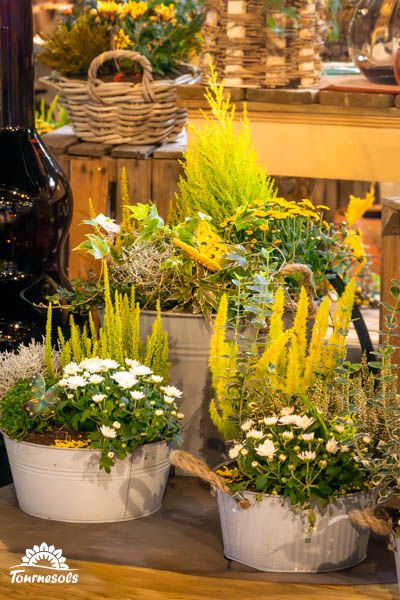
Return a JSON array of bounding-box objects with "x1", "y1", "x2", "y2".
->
[
  {"x1": 68, "y1": 158, "x2": 116, "y2": 279},
  {"x1": 152, "y1": 158, "x2": 183, "y2": 219},
  {"x1": 68, "y1": 142, "x2": 112, "y2": 158},
  {"x1": 42, "y1": 126, "x2": 78, "y2": 156},
  {"x1": 111, "y1": 144, "x2": 157, "y2": 159},
  {"x1": 116, "y1": 159, "x2": 152, "y2": 220}
]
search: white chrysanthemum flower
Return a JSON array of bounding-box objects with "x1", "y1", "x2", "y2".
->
[
  {"x1": 302, "y1": 432, "x2": 315, "y2": 441},
  {"x1": 58, "y1": 379, "x2": 68, "y2": 387},
  {"x1": 130, "y1": 390, "x2": 145, "y2": 401},
  {"x1": 297, "y1": 450, "x2": 316, "y2": 462},
  {"x1": 80, "y1": 357, "x2": 104, "y2": 373},
  {"x1": 164, "y1": 396, "x2": 175, "y2": 404},
  {"x1": 64, "y1": 362, "x2": 81, "y2": 376},
  {"x1": 100, "y1": 425, "x2": 117, "y2": 438},
  {"x1": 282, "y1": 430, "x2": 294, "y2": 441},
  {"x1": 340, "y1": 445, "x2": 350, "y2": 453},
  {"x1": 264, "y1": 416, "x2": 278, "y2": 426},
  {"x1": 66, "y1": 375, "x2": 87, "y2": 389},
  {"x1": 113, "y1": 371, "x2": 138, "y2": 389},
  {"x1": 131, "y1": 365, "x2": 153, "y2": 377},
  {"x1": 177, "y1": 412, "x2": 184, "y2": 419},
  {"x1": 155, "y1": 409, "x2": 164, "y2": 417},
  {"x1": 112, "y1": 421, "x2": 121, "y2": 429},
  {"x1": 228, "y1": 443, "x2": 243, "y2": 459},
  {"x1": 280, "y1": 406, "x2": 295, "y2": 416},
  {"x1": 92, "y1": 393, "x2": 106, "y2": 403},
  {"x1": 160, "y1": 385, "x2": 182, "y2": 398},
  {"x1": 94, "y1": 213, "x2": 120, "y2": 234},
  {"x1": 241, "y1": 448, "x2": 248, "y2": 456},
  {"x1": 246, "y1": 429, "x2": 263, "y2": 440},
  {"x1": 171, "y1": 410, "x2": 177, "y2": 416},
  {"x1": 255, "y1": 439, "x2": 277, "y2": 459},
  {"x1": 251, "y1": 460, "x2": 258, "y2": 467},
  {"x1": 240, "y1": 419, "x2": 253, "y2": 432},
  {"x1": 279, "y1": 415, "x2": 299, "y2": 426},
  {"x1": 107, "y1": 451, "x2": 114, "y2": 459},
  {"x1": 295, "y1": 415, "x2": 315, "y2": 429},
  {"x1": 125, "y1": 359, "x2": 141, "y2": 368},
  {"x1": 335, "y1": 424, "x2": 345, "y2": 433},
  {"x1": 100, "y1": 359, "x2": 119, "y2": 371},
  {"x1": 279, "y1": 454, "x2": 287, "y2": 461},
  {"x1": 151, "y1": 375, "x2": 163, "y2": 383},
  {"x1": 326, "y1": 438, "x2": 339, "y2": 454},
  {"x1": 89, "y1": 374, "x2": 104, "y2": 385}
]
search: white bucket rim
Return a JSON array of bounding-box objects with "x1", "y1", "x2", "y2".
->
[
  {"x1": 2, "y1": 434, "x2": 168, "y2": 454},
  {"x1": 216, "y1": 486, "x2": 377, "y2": 502}
]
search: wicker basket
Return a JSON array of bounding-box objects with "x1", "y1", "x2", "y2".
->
[
  {"x1": 201, "y1": 0, "x2": 326, "y2": 89},
  {"x1": 41, "y1": 49, "x2": 200, "y2": 145}
]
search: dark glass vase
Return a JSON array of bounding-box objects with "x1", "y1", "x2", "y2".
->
[
  {"x1": 0, "y1": 0, "x2": 73, "y2": 487},
  {"x1": 0, "y1": 0, "x2": 73, "y2": 350},
  {"x1": 348, "y1": 0, "x2": 400, "y2": 84}
]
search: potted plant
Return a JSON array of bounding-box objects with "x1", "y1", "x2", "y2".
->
[
  {"x1": 37, "y1": 0, "x2": 204, "y2": 144},
  {"x1": 171, "y1": 278, "x2": 383, "y2": 572},
  {"x1": 0, "y1": 268, "x2": 183, "y2": 523}
]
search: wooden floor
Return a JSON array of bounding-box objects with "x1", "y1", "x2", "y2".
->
[{"x1": 0, "y1": 548, "x2": 396, "y2": 599}]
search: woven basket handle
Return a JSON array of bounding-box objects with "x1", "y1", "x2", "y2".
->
[
  {"x1": 170, "y1": 450, "x2": 250, "y2": 508},
  {"x1": 87, "y1": 49, "x2": 154, "y2": 104}
]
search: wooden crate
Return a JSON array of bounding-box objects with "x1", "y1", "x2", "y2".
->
[{"x1": 43, "y1": 126, "x2": 185, "y2": 280}]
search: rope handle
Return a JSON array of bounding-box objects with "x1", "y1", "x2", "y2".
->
[
  {"x1": 170, "y1": 450, "x2": 250, "y2": 508},
  {"x1": 87, "y1": 50, "x2": 155, "y2": 105},
  {"x1": 349, "y1": 507, "x2": 392, "y2": 537},
  {"x1": 279, "y1": 263, "x2": 317, "y2": 316}
]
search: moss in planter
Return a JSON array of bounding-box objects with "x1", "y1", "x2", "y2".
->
[{"x1": 0, "y1": 379, "x2": 51, "y2": 440}]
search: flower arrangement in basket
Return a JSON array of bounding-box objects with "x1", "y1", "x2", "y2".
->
[
  {"x1": 65, "y1": 76, "x2": 362, "y2": 320},
  {"x1": 38, "y1": 0, "x2": 205, "y2": 144},
  {"x1": 0, "y1": 266, "x2": 183, "y2": 522},
  {"x1": 169, "y1": 278, "x2": 400, "y2": 572}
]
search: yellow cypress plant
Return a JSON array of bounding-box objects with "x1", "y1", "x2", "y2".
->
[
  {"x1": 324, "y1": 278, "x2": 356, "y2": 370},
  {"x1": 268, "y1": 287, "x2": 285, "y2": 342},
  {"x1": 303, "y1": 295, "x2": 330, "y2": 386},
  {"x1": 291, "y1": 287, "x2": 308, "y2": 374}
]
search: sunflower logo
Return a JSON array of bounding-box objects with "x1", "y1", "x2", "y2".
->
[{"x1": 11, "y1": 542, "x2": 76, "y2": 571}]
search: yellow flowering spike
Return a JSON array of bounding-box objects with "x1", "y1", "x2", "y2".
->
[
  {"x1": 343, "y1": 230, "x2": 366, "y2": 275},
  {"x1": 303, "y1": 295, "x2": 331, "y2": 385},
  {"x1": 210, "y1": 293, "x2": 228, "y2": 379},
  {"x1": 292, "y1": 287, "x2": 308, "y2": 373},
  {"x1": 268, "y1": 287, "x2": 285, "y2": 342},
  {"x1": 325, "y1": 278, "x2": 356, "y2": 370},
  {"x1": 254, "y1": 330, "x2": 291, "y2": 390},
  {"x1": 284, "y1": 334, "x2": 300, "y2": 396},
  {"x1": 344, "y1": 184, "x2": 375, "y2": 226}
]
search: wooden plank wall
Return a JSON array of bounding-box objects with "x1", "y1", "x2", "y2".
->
[{"x1": 43, "y1": 127, "x2": 184, "y2": 279}]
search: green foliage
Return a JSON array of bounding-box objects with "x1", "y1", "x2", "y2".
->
[
  {"x1": 0, "y1": 379, "x2": 51, "y2": 440},
  {"x1": 35, "y1": 96, "x2": 69, "y2": 135},
  {"x1": 218, "y1": 410, "x2": 371, "y2": 507},
  {"x1": 174, "y1": 69, "x2": 276, "y2": 224},
  {"x1": 56, "y1": 263, "x2": 169, "y2": 379},
  {"x1": 38, "y1": 14, "x2": 110, "y2": 75},
  {"x1": 45, "y1": 303, "x2": 54, "y2": 378}
]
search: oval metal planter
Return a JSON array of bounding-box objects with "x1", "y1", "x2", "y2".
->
[
  {"x1": 4, "y1": 436, "x2": 170, "y2": 523},
  {"x1": 140, "y1": 311, "x2": 215, "y2": 461},
  {"x1": 217, "y1": 488, "x2": 375, "y2": 572}
]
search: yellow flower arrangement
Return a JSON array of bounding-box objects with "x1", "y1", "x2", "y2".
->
[
  {"x1": 53, "y1": 438, "x2": 90, "y2": 449},
  {"x1": 119, "y1": 1, "x2": 148, "y2": 19},
  {"x1": 153, "y1": 3, "x2": 177, "y2": 22},
  {"x1": 97, "y1": 0, "x2": 120, "y2": 15},
  {"x1": 114, "y1": 28, "x2": 133, "y2": 49}
]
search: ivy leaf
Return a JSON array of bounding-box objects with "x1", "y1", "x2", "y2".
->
[{"x1": 75, "y1": 235, "x2": 110, "y2": 259}]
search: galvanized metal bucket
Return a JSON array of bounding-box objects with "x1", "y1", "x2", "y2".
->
[
  {"x1": 4, "y1": 436, "x2": 170, "y2": 523},
  {"x1": 141, "y1": 311, "x2": 214, "y2": 461},
  {"x1": 217, "y1": 488, "x2": 375, "y2": 572}
]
